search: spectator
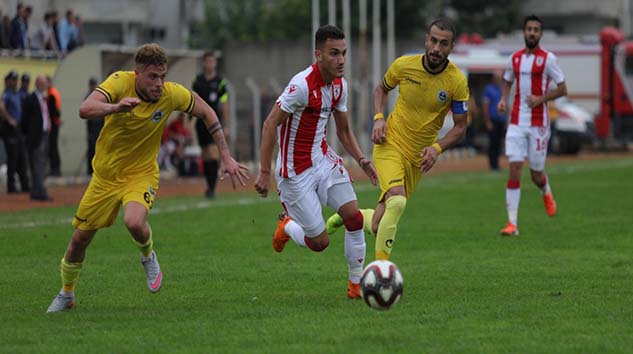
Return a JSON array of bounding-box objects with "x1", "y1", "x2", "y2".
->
[
  {"x1": 50, "y1": 10, "x2": 60, "y2": 49},
  {"x1": 19, "y1": 73, "x2": 30, "y2": 101},
  {"x1": 21, "y1": 75, "x2": 57, "y2": 201},
  {"x1": 0, "y1": 12, "x2": 10, "y2": 48},
  {"x1": 31, "y1": 12, "x2": 60, "y2": 54},
  {"x1": 85, "y1": 77, "x2": 103, "y2": 175},
  {"x1": 46, "y1": 76, "x2": 62, "y2": 176},
  {"x1": 74, "y1": 15, "x2": 84, "y2": 48},
  {"x1": 1, "y1": 70, "x2": 30, "y2": 193},
  {"x1": 9, "y1": 3, "x2": 30, "y2": 50},
  {"x1": 57, "y1": 10, "x2": 78, "y2": 54},
  {"x1": 482, "y1": 70, "x2": 507, "y2": 171}
]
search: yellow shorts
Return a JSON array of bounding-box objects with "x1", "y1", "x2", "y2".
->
[
  {"x1": 72, "y1": 174, "x2": 158, "y2": 230},
  {"x1": 373, "y1": 143, "x2": 421, "y2": 201}
]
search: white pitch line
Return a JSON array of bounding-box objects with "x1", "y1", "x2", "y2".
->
[{"x1": 1, "y1": 159, "x2": 630, "y2": 230}]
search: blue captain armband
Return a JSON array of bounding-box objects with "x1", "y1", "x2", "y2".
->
[{"x1": 451, "y1": 100, "x2": 468, "y2": 114}]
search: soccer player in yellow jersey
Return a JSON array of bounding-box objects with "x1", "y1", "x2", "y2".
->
[
  {"x1": 327, "y1": 18, "x2": 469, "y2": 260},
  {"x1": 46, "y1": 43, "x2": 248, "y2": 313}
]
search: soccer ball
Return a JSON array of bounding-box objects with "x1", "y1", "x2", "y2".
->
[{"x1": 360, "y1": 260, "x2": 403, "y2": 310}]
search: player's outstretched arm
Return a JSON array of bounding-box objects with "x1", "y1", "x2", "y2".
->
[
  {"x1": 371, "y1": 83, "x2": 389, "y2": 144},
  {"x1": 333, "y1": 110, "x2": 378, "y2": 185},
  {"x1": 79, "y1": 91, "x2": 139, "y2": 119},
  {"x1": 190, "y1": 92, "x2": 248, "y2": 189},
  {"x1": 420, "y1": 112, "x2": 467, "y2": 173},
  {"x1": 255, "y1": 104, "x2": 288, "y2": 197}
]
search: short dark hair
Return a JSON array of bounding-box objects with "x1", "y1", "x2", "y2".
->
[
  {"x1": 523, "y1": 14, "x2": 542, "y2": 30},
  {"x1": 315, "y1": 25, "x2": 345, "y2": 49},
  {"x1": 202, "y1": 51, "x2": 216, "y2": 60},
  {"x1": 428, "y1": 18, "x2": 456, "y2": 42}
]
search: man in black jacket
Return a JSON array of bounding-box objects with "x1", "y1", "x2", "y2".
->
[{"x1": 21, "y1": 76, "x2": 57, "y2": 201}]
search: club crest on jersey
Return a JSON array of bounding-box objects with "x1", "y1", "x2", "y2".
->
[
  {"x1": 536, "y1": 57, "x2": 544, "y2": 67},
  {"x1": 437, "y1": 90, "x2": 448, "y2": 103},
  {"x1": 151, "y1": 110, "x2": 164, "y2": 122},
  {"x1": 333, "y1": 84, "x2": 341, "y2": 98},
  {"x1": 288, "y1": 84, "x2": 297, "y2": 94}
]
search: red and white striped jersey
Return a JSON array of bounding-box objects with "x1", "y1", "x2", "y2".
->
[
  {"x1": 503, "y1": 47, "x2": 565, "y2": 127},
  {"x1": 275, "y1": 64, "x2": 347, "y2": 178}
]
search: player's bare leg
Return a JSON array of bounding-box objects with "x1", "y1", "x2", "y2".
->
[
  {"x1": 326, "y1": 208, "x2": 376, "y2": 236},
  {"x1": 531, "y1": 169, "x2": 556, "y2": 217},
  {"x1": 125, "y1": 202, "x2": 162, "y2": 293},
  {"x1": 47, "y1": 228, "x2": 97, "y2": 313}
]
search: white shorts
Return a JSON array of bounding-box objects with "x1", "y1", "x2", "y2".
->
[
  {"x1": 505, "y1": 124, "x2": 550, "y2": 171},
  {"x1": 276, "y1": 151, "x2": 357, "y2": 237}
]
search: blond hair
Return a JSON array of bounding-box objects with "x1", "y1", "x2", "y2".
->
[{"x1": 135, "y1": 43, "x2": 167, "y2": 69}]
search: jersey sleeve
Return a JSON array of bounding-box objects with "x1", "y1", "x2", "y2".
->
[
  {"x1": 168, "y1": 82, "x2": 195, "y2": 113},
  {"x1": 545, "y1": 52, "x2": 565, "y2": 84},
  {"x1": 334, "y1": 79, "x2": 348, "y2": 112},
  {"x1": 503, "y1": 55, "x2": 515, "y2": 83},
  {"x1": 276, "y1": 78, "x2": 307, "y2": 114},
  {"x1": 382, "y1": 56, "x2": 403, "y2": 90},
  {"x1": 451, "y1": 73, "x2": 470, "y2": 114},
  {"x1": 95, "y1": 71, "x2": 126, "y2": 103}
]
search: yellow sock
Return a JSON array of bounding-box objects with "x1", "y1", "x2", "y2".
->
[
  {"x1": 359, "y1": 209, "x2": 375, "y2": 237},
  {"x1": 375, "y1": 195, "x2": 407, "y2": 260},
  {"x1": 61, "y1": 258, "x2": 83, "y2": 292},
  {"x1": 135, "y1": 226, "x2": 154, "y2": 257}
]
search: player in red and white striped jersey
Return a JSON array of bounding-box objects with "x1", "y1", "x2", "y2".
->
[
  {"x1": 497, "y1": 14, "x2": 567, "y2": 236},
  {"x1": 254, "y1": 25, "x2": 378, "y2": 298}
]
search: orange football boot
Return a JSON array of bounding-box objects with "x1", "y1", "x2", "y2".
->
[
  {"x1": 543, "y1": 192, "x2": 557, "y2": 217},
  {"x1": 272, "y1": 212, "x2": 291, "y2": 252},
  {"x1": 347, "y1": 280, "x2": 361, "y2": 299},
  {"x1": 500, "y1": 222, "x2": 519, "y2": 236}
]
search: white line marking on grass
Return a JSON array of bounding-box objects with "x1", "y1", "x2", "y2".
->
[
  {"x1": 3, "y1": 159, "x2": 630, "y2": 230},
  {"x1": 0, "y1": 196, "x2": 274, "y2": 230}
]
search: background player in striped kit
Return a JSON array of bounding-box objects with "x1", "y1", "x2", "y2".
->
[{"x1": 497, "y1": 14, "x2": 567, "y2": 236}]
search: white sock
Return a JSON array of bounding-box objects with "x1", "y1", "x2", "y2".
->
[
  {"x1": 61, "y1": 289, "x2": 74, "y2": 297},
  {"x1": 506, "y1": 187, "x2": 521, "y2": 226},
  {"x1": 344, "y1": 228, "x2": 366, "y2": 283},
  {"x1": 285, "y1": 220, "x2": 306, "y2": 247},
  {"x1": 539, "y1": 176, "x2": 552, "y2": 196}
]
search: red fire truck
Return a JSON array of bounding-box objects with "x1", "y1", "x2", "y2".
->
[{"x1": 597, "y1": 27, "x2": 633, "y2": 143}]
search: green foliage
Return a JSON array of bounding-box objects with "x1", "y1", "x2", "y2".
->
[
  {"x1": 189, "y1": 0, "x2": 523, "y2": 50},
  {"x1": 2, "y1": 158, "x2": 632, "y2": 353}
]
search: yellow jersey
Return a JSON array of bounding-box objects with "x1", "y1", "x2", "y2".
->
[
  {"x1": 93, "y1": 71, "x2": 194, "y2": 181},
  {"x1": 383, "y1": 54, "x2": 469, "y2": 166}
]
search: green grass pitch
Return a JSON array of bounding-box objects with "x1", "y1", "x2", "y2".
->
[{"x1": 1, "y1": 158, "x2": 632, "y2": 354}]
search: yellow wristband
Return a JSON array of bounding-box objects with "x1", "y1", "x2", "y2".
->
[
  {"x1": 431, "y1": 143, "x2": 442, "y2": 154},
  {"x1": 373, "y1": 112, "x2": 384, "y2": 121}
]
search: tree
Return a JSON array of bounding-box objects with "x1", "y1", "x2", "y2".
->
[{"x1": 189, "y1": 0, "x2": 523, "y2": 50}]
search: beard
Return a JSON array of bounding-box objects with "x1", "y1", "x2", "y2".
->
[
  {"x1": 425, "y1": 51, "x2": 446, "y2": 70},
  {"x1": 524, "y1": 37, "x2": 539, "y2": 49}
]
